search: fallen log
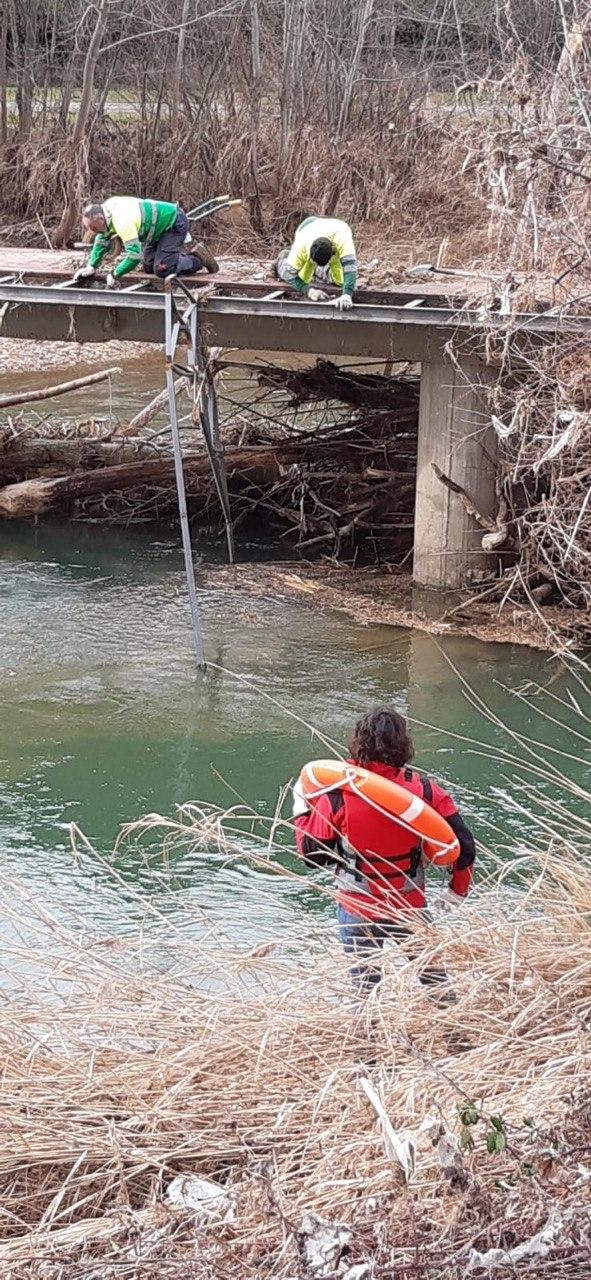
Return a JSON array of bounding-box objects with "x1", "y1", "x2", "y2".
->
[
  {"x1": 0, "y1": 436, "x2": 153, "y2": 481},
  {"x1": 0, "y1": 367, "x2": 122, "y2": 411},
  {"x1": 0, "y1": 446, "x2": 290, "y2": 518},
  {"x1": 120, "y1": 376, "x2": 186, "y2": 436}
]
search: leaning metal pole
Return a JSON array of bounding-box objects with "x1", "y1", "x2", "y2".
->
[
  {"x1": 164, "y1": 281, "x2": 206, "y2": 670},
  {"x1": 198, "y1": 365, "x2": 235, "y2": 564},
  {"x1": 179, "y1": 279, "x2": 235, "y2": 565}
]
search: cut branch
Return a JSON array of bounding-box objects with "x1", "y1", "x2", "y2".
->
[
  {"x1": 120, "y1": 377, "x2": 187, "y2": 437},
  {"x1": 431, "y1": 462, "x2": 497, "y2": 532},
  {"x1": 0, "y1": 368, "x2": 122, "y2": 411}
]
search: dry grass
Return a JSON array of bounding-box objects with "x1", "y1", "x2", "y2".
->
[
  {"x1": 0, "y1": 765, "x2": 589, "y2": 1278},
  {"x1": 0, "y1": 103, "x2": 484, "y2": 258}
]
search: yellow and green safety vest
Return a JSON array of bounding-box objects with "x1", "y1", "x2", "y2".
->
[
  {"x1": 88, "y1": 197, "x2": 179, "y2": 278},
  {"x1": 281, "y1": 216, "x2": 357, "y2": 296}
]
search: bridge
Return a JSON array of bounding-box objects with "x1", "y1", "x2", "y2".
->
[{"x1": 0, "y1": 247, "x2": 583, "y2": 603}]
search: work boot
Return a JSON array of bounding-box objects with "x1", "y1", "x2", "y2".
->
[{"x1": 193, "y1": 241, "x2": 220, "y2": 274}]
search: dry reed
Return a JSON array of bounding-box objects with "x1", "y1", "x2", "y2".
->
[{"x1": 0, "y1": 749, "x2": 589, "y2": 1278}]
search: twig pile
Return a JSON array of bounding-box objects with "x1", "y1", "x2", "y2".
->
[
  {"x1": 438, "y1": 20, "x2": 591, "y2": 643},
  {"x1": 0, "y1": 360, "x2": 421, "y2": 561},
  {"x1": 216, "y1": 360, "x2": 420, "y2": 560},
  {"x1": 489, "y1": 333, "x2": 591, "y2": 630}
]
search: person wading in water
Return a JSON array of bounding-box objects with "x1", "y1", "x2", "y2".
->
[{"x1": 293, "y1": 708, "x2": 476, "y2": 994}]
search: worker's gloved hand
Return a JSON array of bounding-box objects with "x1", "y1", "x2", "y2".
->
[
  {"x1": 333, "y1": 293, "x2": 353, "y2": 311},
  {"x1": 105, "y1": 272, "x2": 120, "y2": 289},
  {"x1": 308, "y1": 288, "x2": 329, "y2": 302},
  {"x1": 73, "y1": 265, "x2": 95, "y2": 282},
  {"x1": 433, "y1": 888, "x2": 466, "y2": 915},
  {"x1": 292, "y1": 778, "x2": 310, "y2": 818}
]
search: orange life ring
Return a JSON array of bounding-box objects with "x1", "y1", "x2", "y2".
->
[{"x1": 299, "y1": 759, "x2": 460, "y2": 866}]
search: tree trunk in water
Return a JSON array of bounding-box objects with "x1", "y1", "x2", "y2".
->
[
  {"x1": 0, "y1": 367, "x2": 122, "y2": 411},
  {"x1": 0, "y1": 446, "x2": 290, "y2": 518},
  {"x1": 0, "y1": 438, "x2": 156, "y2": 482},
  {"x1": 54, "y1": 0, "x2": 110, "y2": 249}
]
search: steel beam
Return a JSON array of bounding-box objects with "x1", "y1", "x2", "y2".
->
[
  {"x1": 0, "y1": 282, "x2": 581, "y2": 359},
  {"x1": 0, "y1": 283, "x2": 164, "y2": 344}
]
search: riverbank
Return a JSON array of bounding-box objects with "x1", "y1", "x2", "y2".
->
[
  {"x1": 0, "y1": 336, "x2": 155, "y2": 377},
  {"x1": 210, "y1": 562, "x2": 586, "y2": 654},
  {"x1": 0, "y1": 838, "x2": 588, "y2": 1278}
]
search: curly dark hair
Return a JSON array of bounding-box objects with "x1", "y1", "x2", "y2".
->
[{"x1": 348, "y1": 708, "x2": 414, "y2": 769}]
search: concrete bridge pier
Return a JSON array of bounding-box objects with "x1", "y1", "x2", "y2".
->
[{"x1": 413, "y1": 355, "x2": 498, "y2": 590}]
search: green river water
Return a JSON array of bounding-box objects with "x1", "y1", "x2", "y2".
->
[
  {"x1": 1, "y1": 358, "x2": 589, "y2": 949},
  {"x1": 2, "y1": 518, "x2": 589, "y2": 946}
]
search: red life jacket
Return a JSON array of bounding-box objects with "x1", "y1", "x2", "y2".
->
[{"x1": 336, "y1": 761, "x2": 436, "y2": 919}]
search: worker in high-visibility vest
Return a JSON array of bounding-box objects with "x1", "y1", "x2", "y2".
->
[
  {"x1": 75, "y1": 196, "x2": 219, "y2": 286},
  {"x1": 276, "y1": 216, "x2": 357, "y2": 310}
]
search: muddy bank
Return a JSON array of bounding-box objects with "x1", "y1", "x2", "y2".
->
[{"x1": 210, "y1": 561, "x2": 581, "y2": 653}]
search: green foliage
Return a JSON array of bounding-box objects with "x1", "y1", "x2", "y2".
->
[{"x1": 458, "y1": 1102, "x2": 509, "y2": 1159}]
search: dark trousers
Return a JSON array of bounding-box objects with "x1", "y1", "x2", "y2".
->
[
  {"x1": 337, "y1": 905, "x2": 447, "y2": 995},
  {"x1": 142, "y1": 209, "x2": 204, "y2": 279}
]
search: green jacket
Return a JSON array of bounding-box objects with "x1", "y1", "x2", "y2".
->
[{"x1": 88, "y1": 197, "x2": 179, "y2": 277}]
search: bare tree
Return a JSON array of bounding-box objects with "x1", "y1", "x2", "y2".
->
[
  {"x1": 171, "y1": 0, "x2": 192, "y2": 133},
  {"x1": 336, "y1": 0, "x2": 376, "y2": 136},
  {"x1": 0, "y1": 4, "x2": 8, "y2": 147},
  {"x1": 54, "y1": 0, "x2": 110, "y2": 247}
]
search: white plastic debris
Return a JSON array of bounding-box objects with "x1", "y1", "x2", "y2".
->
[
  {"x1": 166, "y1": 1174, "x2": 234, "y2": 1223},
  {"x1": 466, "y1": 1207, "x2": 564, "y2": 1272},
  {"x1": 533, "y1": 413, "x2": 584, "y2": 472},
  {"x1": 341, "y1": 1264, "x2": 371, "y2": 1280},
  {"x1": 299, "y1": 1211, "x2": 351, "y2": 1276},
  {"x1": 436, "y1": 1130, "x2": 464, "y2": 1174},
  {"x1": 359, "y1": 1076, "x2": 415, "y2": 1181}
]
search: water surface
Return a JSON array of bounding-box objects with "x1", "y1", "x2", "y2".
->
[{"x1": 2, "y1": 520, "x2": 588, "y2": 948}]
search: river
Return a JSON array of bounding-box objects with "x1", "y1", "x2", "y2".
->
[{"x1": 2, "y1": 514, "x2": 589, "y2": 951}]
